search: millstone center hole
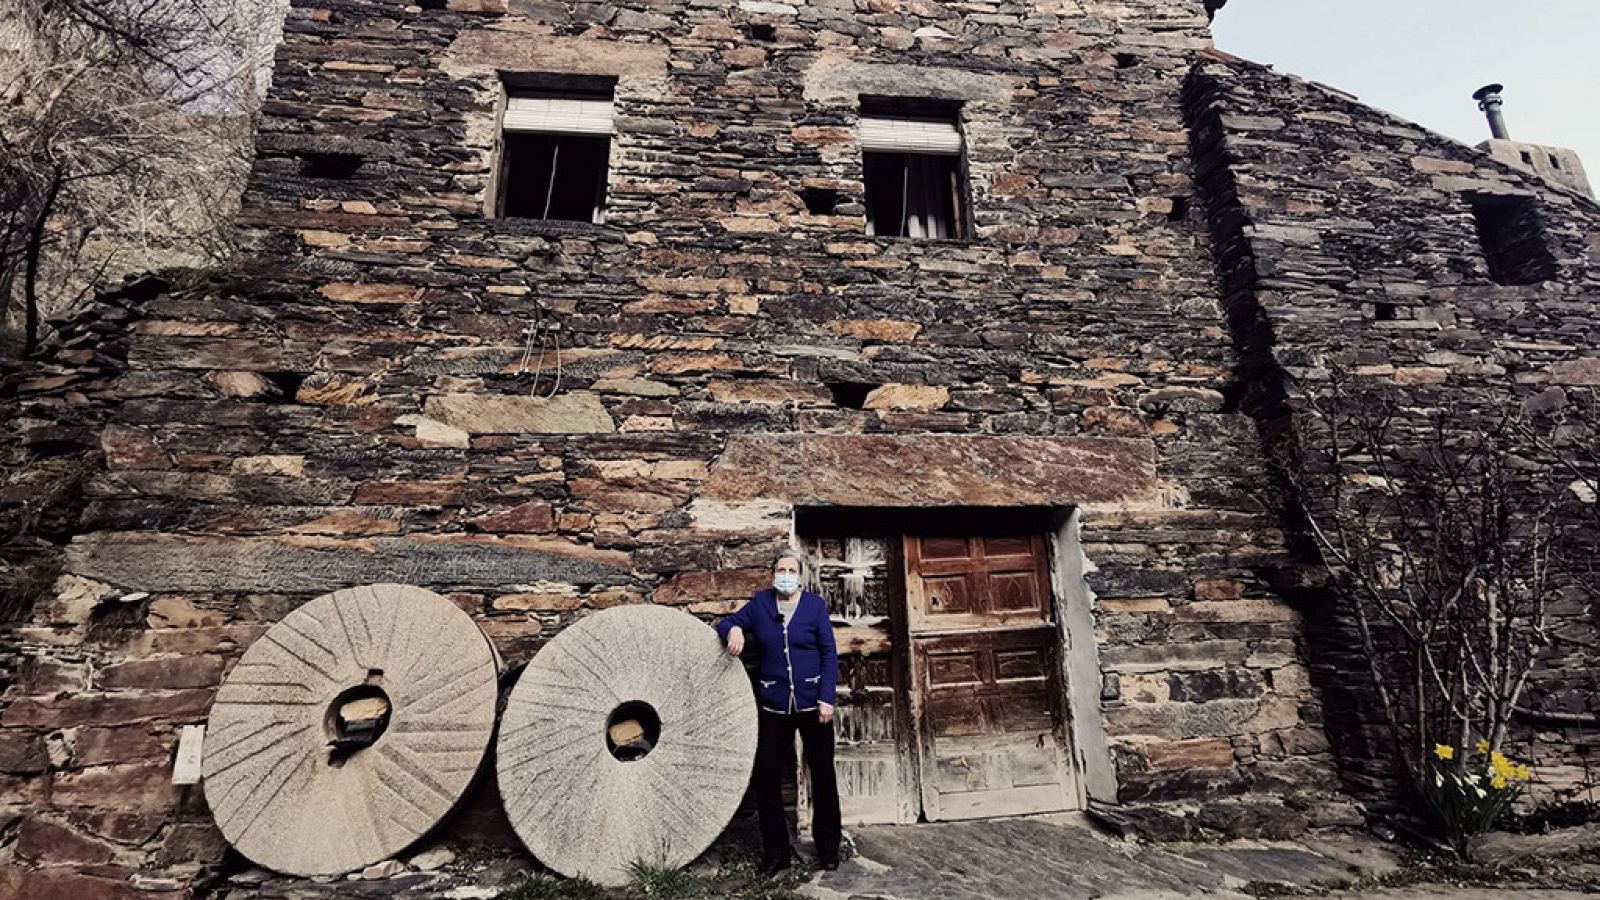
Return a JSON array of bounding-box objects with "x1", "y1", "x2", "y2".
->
[
  {"x1": 605, "y1": 700, "x2": 661, "y2": 762},
  {"x1": 325, "y1": 683, "x2": 391, "y2": 762}
]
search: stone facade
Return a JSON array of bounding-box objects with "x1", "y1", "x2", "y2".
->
[
  {"x1": 1, "y1": 0, "x2": 1597, "y2": 894},
  {"x1": 1186, "y1": 56, "x2": 1600, "y2": 798}
]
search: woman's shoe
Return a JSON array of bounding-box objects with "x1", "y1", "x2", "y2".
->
[{"x1": 759, "y1": 858, "x2": 791, "y2": 877}]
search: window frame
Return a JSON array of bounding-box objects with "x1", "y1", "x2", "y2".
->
[
  {"x1": 857, "y1": 103, "x2": 971, "y2": 241},
  {"x1": 492, "y1": 80, "x2": 617, "y2": 225}
]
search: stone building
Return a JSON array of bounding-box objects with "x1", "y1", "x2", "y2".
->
[{"x1": 2, "y1": 0, "x2": 1598, "y2": 895}]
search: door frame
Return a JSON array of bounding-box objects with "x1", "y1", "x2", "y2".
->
[{"x1": 792, "y1": 506, "x2": 1117, "y2": 825}]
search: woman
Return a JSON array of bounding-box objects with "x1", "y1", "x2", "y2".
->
[{"x1": 717, "y1": 552, "x2": 841, "y2": 874}]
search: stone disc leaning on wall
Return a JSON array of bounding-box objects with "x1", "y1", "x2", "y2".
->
[
  {"x1": 498, "y1": 604, "x2": 759, "y2": 886},
  {"x1": 202, "y1": 583, "x2": 500, "y2": 876}
]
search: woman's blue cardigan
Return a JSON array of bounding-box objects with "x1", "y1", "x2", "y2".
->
[{"x1": 716, "y1": 588, "x2": 839, "y2": 713}]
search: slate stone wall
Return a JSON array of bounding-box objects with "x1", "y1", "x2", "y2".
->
[
  {"x1": 20, "y1": 0, "x2": 1599, "y2": 891},
  {"x1": 1185, "y1": 56, "x2": 1600, "y2": 803}
]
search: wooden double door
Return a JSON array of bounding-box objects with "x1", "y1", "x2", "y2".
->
[{"x1": 902, "y1": 533, "x2": 1078, "y2": 820}]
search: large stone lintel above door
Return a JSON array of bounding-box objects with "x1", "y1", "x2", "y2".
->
[{"x1": 703, "y1": 435, "x2": 1159, "y2": 510}]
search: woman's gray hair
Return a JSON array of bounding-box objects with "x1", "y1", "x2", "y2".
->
[{"x1": 772, "y1": 551, "x2": 803, "y2": 572}]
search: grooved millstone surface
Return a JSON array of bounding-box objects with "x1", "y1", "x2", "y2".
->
[
  {"x1": 203, "y1": 583, "x2": 499, "y2": 876},
  {"x1": 498, "y1": 605, "x2": 759, "y2": 886}
]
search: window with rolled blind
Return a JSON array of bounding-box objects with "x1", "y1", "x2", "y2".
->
[
  {"x1": 859, "y1": 112, "x2": 967, "y2": 240},
  {"x1": 496, "y1": 91, "x2": 614, "y2": 223}
]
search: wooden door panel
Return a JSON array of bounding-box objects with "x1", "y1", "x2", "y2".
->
[
  {"x1": 927, "y1": 649, "x2": 983, "y2": 686},
  {"x1": 922, "y1": 573, "x2": 976, "y2": 617},
  {"x1": 994, "y1": 646, "x2": 1049, "y2": 680},
  {"x1": 906, "y1": 534, "x2": 1052, "y2": 626},
  {"x1": 981, "y1": 535, "x2": 1034, "y2": 558},
  {"x1": 911, "y1": 627, "x2": 1075, "y2": 820},
  {"x1": 988, "y1": 570, "x2": 1044, "y2": 614},
  {"x1": 926, "y1": 692, "x2": 986, "y2": 737},
  {"x1": 1006, "y1": 740, "x2": 1066, "y2": 787},
  {"x1": 919, "y1": 536, "x2": 973, "y2": 559},
  {"x1": 934, "y1": 752, "x2": 993, "y2": 792},
  {"x1": 904, "y1": 532, "x2": 1077, "y2": 821}
]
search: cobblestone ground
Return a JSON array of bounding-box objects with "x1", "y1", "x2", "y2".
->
[
  {"x1": 800, "y1": 815, "x2": 1599, "y2": 900},
  {"x1": 1332, "y1": 891, "x2": 1595, "y2": 900},
  {"x1": 207, "y1": 815, "x2": 1600, "y2": 899}
]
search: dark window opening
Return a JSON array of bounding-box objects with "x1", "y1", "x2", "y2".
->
[
  {"x1": 748, "y1": 23, "x2": 776, "y2": 41},
  {"x1": 864, "y1": 152, "x2": 964, "y2": 239},
  {"x1": 1520, "y1": 150, "x2": 1534, "y2": 165},
  {"x1": 827, "y1": 382, "x2": 876, "y2": 409},
  {"x1": 1114, "y1": 52, "x2": 1140, "y2": 69},
  {"x1": 1167, "y1": 195, "x2": 1191, "y2": 222},
  {"x1": 299, "y1": 152, "x2": 364, "y2": 180},
  {"x1": 1373, "y1": 302, "x2": 1398, "y2": 321},
  {"x1": 501, "y1": 133, "x2": 609, "y2": 222},
  {"x1": 419, "y1": 0, "x2": 446, "y2": 7},
  {"x1": 1550, "y1": 154, "x2": 1563, "y2": 170},
  {"x1": 801, "y1": 187, "x2": 839, "y2": 215},
  {"x1": 1470, "y1": 195, "x2": 1557, "y2": 286}
]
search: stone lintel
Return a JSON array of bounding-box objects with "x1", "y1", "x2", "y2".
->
[
  {"x1": 66, "y1": 533, "x2": 631, "y2": 593},
  {"x1": 703, "y1": 434, "x2": 1158, "y2": 509}
]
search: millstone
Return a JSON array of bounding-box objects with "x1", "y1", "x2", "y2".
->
[
  {"x1": 202, "y1": 583, "x2": 499, "y2": 876},
  {"x1": 497, "y1": 604, "x2": 758, "y2": 886}
]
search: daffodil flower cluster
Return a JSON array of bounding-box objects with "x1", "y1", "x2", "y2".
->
[{"x1": 1423, "y1": 740, "x2": 1534, "y2": 855}]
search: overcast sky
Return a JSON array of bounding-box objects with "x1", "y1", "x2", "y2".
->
[{"x1": 1212, "y1": 0, "x2": 1600, "y2": 179}]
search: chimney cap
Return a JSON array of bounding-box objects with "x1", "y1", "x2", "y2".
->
[{"x1": 1473, "y1": 83, "x2": 1505, "y2": 102}]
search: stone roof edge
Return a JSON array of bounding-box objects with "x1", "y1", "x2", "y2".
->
[{"x1": 1193, "y1": 48, "x2": 1600, "y2": 216}]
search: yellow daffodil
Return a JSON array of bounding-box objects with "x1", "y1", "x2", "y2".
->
[
  {"x1": 1491, "y1": 773, "x2": 1508, "y2": 790},
  {"x1": 1475, "y1": 739, "x2": 1490, "y2": 754},
  {"x1": 1491, "y1": 752, "x2": 1514, "y2": 778},
  {"x1": 1516, "y1": 764, "x2": 1531, "y2": 781},
  {"x1": 1434, "y1": 743, "x2": 1455, "y2": 761}
]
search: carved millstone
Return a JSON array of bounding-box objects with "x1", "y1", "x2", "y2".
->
[
  {"x1": 202, "y1": 584, "x2": 499, "y2": 876},
  {"x1": 497, "y1": 605, "x2": 758, "y2": 886}
]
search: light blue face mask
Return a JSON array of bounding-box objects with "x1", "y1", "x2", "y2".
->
[{"x1": 773, "y1": 573, "x2": 800, "y2": 596}]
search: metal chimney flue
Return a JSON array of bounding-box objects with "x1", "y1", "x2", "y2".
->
[{"x1": 1473, "y1": 83, "x2": 1510, "y2": 140}]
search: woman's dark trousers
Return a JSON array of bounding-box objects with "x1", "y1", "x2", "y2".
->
[{"x1": 754, "y1": 710, "x2": 841, "y2": 865}]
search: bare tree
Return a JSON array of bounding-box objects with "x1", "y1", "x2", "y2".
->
[
  {"x1": 1277, "y1": 371, "x2": 1593, "y2": 847},
  {"x1": 0, "y1": 0, "x2": 281, "y2": 356}
]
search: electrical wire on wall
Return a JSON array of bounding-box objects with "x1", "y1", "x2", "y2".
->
[{"x1": 516, "y1": 309, "x2": 563, "y2": 399}]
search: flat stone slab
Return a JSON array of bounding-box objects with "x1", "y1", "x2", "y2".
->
[
  {"x1": 804, "y1": 815, "x2": 1395, "y2": 900},
  {"x1": 203, "y1": 584, "x2": 500, "y2": 876},
  {"x1": 704, "y1": 435, "x2": 1158, "y2": 509},
  {"x1": 497, "y1": 604, "x2": 758, "y2": 887},
  {"x1": 68, "y1": 532, "x2": 632, "y2": 592},
  {"x1": 422, "y1": 392, "x2": 616, "y2": 434}
]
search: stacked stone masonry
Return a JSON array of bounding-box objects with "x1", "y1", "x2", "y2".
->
[{"x1": 0, "y1": 0, "x2": 1596, "y2": 894}]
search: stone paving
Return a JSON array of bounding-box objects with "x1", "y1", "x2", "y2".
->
[
  {"x1": 801, "y1": 815, "x2": 1597, "y2": 900},
  {"x1": 201, "y1": 814, "x2": 1600, "y2": 899}
]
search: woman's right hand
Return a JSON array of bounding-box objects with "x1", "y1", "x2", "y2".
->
[{"x1": 726, "y1": 626, "x2": 745, "y2": 657}]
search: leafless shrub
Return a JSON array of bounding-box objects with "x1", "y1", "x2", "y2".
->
[
  {"x1": 0, "y1": 0, "x2": 283, "y2": 355},
  {"x1": 1278, "y1": 371, "x2": 1598, "y2": 828}
]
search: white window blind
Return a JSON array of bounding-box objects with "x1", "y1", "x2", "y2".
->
[
  {"x1": 504, "y1": 96, "x2": 614, "y2": 135},
  {"x1": 858, "y1": 116, "x2": 962, "y2": 154}
]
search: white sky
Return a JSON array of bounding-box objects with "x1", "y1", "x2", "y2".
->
[{"x1": 1211, "y1": 0, "x2": 1600, "y2": 175}]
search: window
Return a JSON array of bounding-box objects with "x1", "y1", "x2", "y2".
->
[
  {"x1": 1469, "y1": 195, "x2": 1556, "y2": 286},
  {"x1": 496, "y1": 89, "x2": 613, "y2": 222},
  {"x1": 859, "y1": 108, "x2": 967, "y2": 240}
]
